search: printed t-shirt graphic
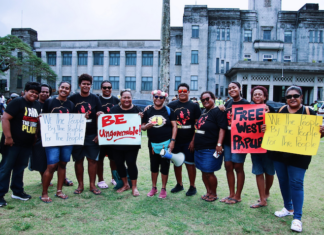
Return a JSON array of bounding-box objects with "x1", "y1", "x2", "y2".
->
[
  {"x1": 100, "y1": 96, "x2": 120, "y2": 114},
  {"x1": 22, "y1": 106, "x2": 38, "y2": 134},
  {"x1": 43, "y1": 98, "x2": 75, "y2": 114},
  {"x1": 149, "y1": 115, "x2": 166, "y2": 128}
]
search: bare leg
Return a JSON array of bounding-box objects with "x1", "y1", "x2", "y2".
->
[
  {"x1": 226, "y1": 162, "x2": 244, "y2": 203},
  {"x1": 110, "y1": 160, "x2": 117, "y2": 180},
  {"x1": 74, "y1": 157, "x2": 85, "y2": 192},
  {"x1": 131, "y1": 179, "x2": 139, "y2": 196},
  {"x1": 97, "y1": 158, "x2": 104, "y2": 182},
  {"x1": 87, "y1": 158, "x2": 99, "y2": 191},
  {"x1": 116, "y1": 177, "x2": 130, "y2": 193},
  {"x1": 201, "y1": 173, "x2": 210, "y2": 199},
  {"x1": 185, "y1": 164, "x2": 196, "y2": 187},
  {"x1": 151, "y1": 172, "x2": 158, "y2": 188},
  {"x1": 204, "y1": 172, "x2": 218, "y2": 201},
  {"x1": 41, "y1": 164, "x2": 58, "y2": 202},
  {"x1": 161, "y1": 173, "x2": 168, "y2": 189},
  {"x1": 174, "y1": 165, "x2": 183, "y2": 186},
  {"x1": 265, "y1": 173, "x2": 274, "y2": 199},
  {"x1": 252, "y1": 174, "x2": 267, "y2": 207},
  {"x1": 221, "y1": 161, "x2": 235, "y2": 202}
]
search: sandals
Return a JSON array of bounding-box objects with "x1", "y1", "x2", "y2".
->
[
  {"x1": 97, "y1": 181, "x2": 109, "y2": 189},
  {"x1": 64, "y1": 178, "x2": 73, "y2": 186},
  {"x1": 225, "y1": 198, "x2": 241, "y2": 204},
  {"x1": 250, "y1": 203, "x2": 266, "y2": 208},
  {"x1": 55, "y1": 190, "x2": 69, "y2": 200},
  {"x1": 132, "y1": 188, "x2": 140, "y2": 197},
  {"x1": 39, "y1": 196, "x2": 52, "y2": 203},
  {"x1": 90, "y1": 189, "x2": 101, "y2": 195},
  {"x1": 220, "y1": 197, "x2": 230, "y2": 203},
  {"x1": 73, "y1": 189, "x2": 84, "y2": 194},
  {"x1": 205, "y1": 195, "x2": 218, "y2": 202},
  {"x1": 201, "y1": 194, "x2": 208, "y2": 200}
]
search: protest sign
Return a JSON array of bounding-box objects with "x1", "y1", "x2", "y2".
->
[
  {"x1": 231, "y1": 104, "x2": 266, "y2": 153},
  {"x1": 40, "y1": 114, "x2": 86, "y2": 147},
  {"x1": 98, "y1": 114, "x2": 141, "y2": 145},
  {"x1": 261, "y1": 113, "x2": 322, "y2": 155}
]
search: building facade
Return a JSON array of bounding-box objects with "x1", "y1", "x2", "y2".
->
[{"x1": 6, "y1": 0, "x2": 324, "y2": 103}]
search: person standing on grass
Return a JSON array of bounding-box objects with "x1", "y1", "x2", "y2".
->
[
  {"x1": 68, "y1": 74, "x2": 102, "y2": 195},
  {"x1": 194, "y1": 91, "x2": 227, "y2": 202},
  {"x1": 142, "y1": 90, "x2": 177, "y2": 199},
  {"x1": 0, "y1": 82, "x2": 41, "y2": 207},
  {"x1": 168, "y1": 83, "x2": 201, "y2": 196},
  {"x1": 40, "y1": 82, "x2": 75, "y2": 203},
  {"x1": 249, "y1": 86, "x2": 275, "y2": 209},
  {"x1": 97, "y1": 80, "x2": 119, "y2": 188}
]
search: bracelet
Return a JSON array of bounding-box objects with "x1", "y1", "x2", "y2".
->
[{"x1": 171, "y1": 138, "x2": 176, "y2": 142}]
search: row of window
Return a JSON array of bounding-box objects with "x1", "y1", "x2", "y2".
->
[
  {"x1": 309, "y1": 30, "x2": 323, "y2": 43},
  {"x1": 216, "y1": 59, "x2": 229, "y2": 74},
  {"x1": 215, "y1": 84, "x2": 228, "y2": 97},
  {"x1": 244, "y1": 30, "x2": 293, "y2": 42},
  {"x1": 44, "y1": 51, "x2": 155, "y2": 66},
  {"x1": 244, "y1": 54, "x2": 293, "y2": 62},
  {"x1": 192, "y1": 25, "x2": 231, "y2": 41}
]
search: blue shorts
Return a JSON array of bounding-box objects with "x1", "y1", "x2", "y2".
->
[
  {"x1": 194, "y1": 149, "x2": 223, "y2": 173},
  {"x1": 224, "y1": 145, "x2": 247, "y2": 163},
  {"x1": 173, "y1": 142, "x2": 195, "y2": 165},
  {"x1": 45, "y1": 146, "x2": 73, "y2": 165},
  {"x1": 251, "y1": 153, "x2": 275, "y2": 175}
]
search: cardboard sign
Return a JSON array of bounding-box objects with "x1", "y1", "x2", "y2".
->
[
  {"x1": 98, "y1": 114, "x2": 141, "y2": 145},
  {"x1": 262, "y1": 113, "x2": 322, "y2": 156},
  {"x1": 231, "y1": 104, "x2": 266, "y2": 153},
  {"x1": 40, "y1": 114, "x2": 86, "y2": 147}
]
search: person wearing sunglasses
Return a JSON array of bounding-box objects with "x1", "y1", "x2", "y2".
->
[
  {"x1": 96, "y1": 81, "x2": 120, "y2": 189},
  {"x1": 262, "y1": 85, "x2": 323, "y2": 232},
  {"x1": 142, "y1": 90, "x2": 177, "y2": 199},
  {"x1": 168, "y1": 83, "x2": 201, "y2": 196},
  {"x1": 194, "y1": 91, "x2": 227, "y2": 202}
]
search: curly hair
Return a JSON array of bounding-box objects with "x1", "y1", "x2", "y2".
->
[
  {"x1": 250, "y1": 86, "x2": 269, "y2": 102},
  {"x1": 200, "y1": 91, "x2": 216, "y2": 101},
  {"x1": 78, "y1": 73, "x2": 93, "y2": 85}
]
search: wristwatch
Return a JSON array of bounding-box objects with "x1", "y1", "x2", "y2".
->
[
  {"x1": 217, "y1": 143, "x2": 222, "y2": 147},
  {"x1": 171, "y1": 138, "x2": 176, "y2": 142}
]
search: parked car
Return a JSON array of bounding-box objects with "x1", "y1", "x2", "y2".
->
[
  {"x1": 266, "y1": 100, "x2": 285, "y2": 113},
  {"x1": 132, "y1": 99, "x2": 153, "y2": 111},
  {"x1": 307, "y1": 101, "x2": 324, "y2": 112},
  {"x1": 317, "y1": 102, "x2": 324, "y2": 116}
]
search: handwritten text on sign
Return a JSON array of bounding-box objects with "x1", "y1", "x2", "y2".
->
[
  {"x1": 98, "y1": 114, "x2": 141, "y2": 145},
  {"x1": 40, "y1": 114, "x2": 86, "y2": 147},
  {"x1": 261, "y1": 113, "x2": 322, "y2": 155},
  {"x1": 231, "y1": 104, "x2": 266, "y2": 153}
]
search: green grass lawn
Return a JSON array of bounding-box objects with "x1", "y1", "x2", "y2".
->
[{"x1": 0, "y1": 137, "x2": 324, "y2": 234}]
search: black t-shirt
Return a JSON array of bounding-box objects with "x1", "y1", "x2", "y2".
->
[
  {"x1": 99, "y1": 95, "x2": 120, "y2": 114},
  {"x1": 109, "y1": 105, "x2": 142, "y2": 150},
  {"x1": 270, "y1": 105, "x2": 316, "y2": 169},
  {"x1": 143, "y1": 106, "x2": 176, "y2": 144},
  {"x1": 194, "y1": 107, "x2": 228, "y2": 150},
  {"x1": 168, "y1": 100, "x2": 201, "y2": 144},
  {"x1": 43, "y1": 98, "x2": 75, "y2": 113},
  {"x1": 224, "y1": 98, "x2": 250, "y2": 146},
  {"x1": 3, "y1": 97, "x2": 41, "y2": 146},
  {"x1": 68, "y1": 93, "x2": 102, "y2": 135}
]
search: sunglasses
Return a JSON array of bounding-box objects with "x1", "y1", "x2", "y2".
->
[
  {"x1": 154, "y1": 96, "x2": 165, "y2": 99},
  {"x1": 201, "y1": 97, "x2": 210, "y2": 103},
  {"x1": 286, "y1": 94, "x2": 300, "y2": 99},
  {"x1": 178, "y1": 89, "x2": 188, "y2": 94},
  {"x1": 102, "y1": 86, "x2": 112, "y2": 90}
]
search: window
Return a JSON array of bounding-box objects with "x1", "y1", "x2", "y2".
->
[
  {"x1": 309, "y1": 30, "x2": 314, "y2": 42},
  {"x1": 110, "y1": 52, "x2": 120, "y2": 65},
  {"x1": 215, "y1": 84, "x2": 219, "y2": 96},
  {"x1": 216, "y1": 29, "x2": 220, "y2": 41},
  {"x1": 225, "y1": 88, "x2": 228, "y2": 96},
  {"x1": 221, "y1": 29, "x2": 225, "y2": 40},
  {"x1": 284, "y1": 56, "x2": 291, "y2": 62},
  {"x1": 192, "y1": 25, "x2": 199, "y2": 38},
  {"x1": 175, "y1": 52, "x2": 181, "y2": 65},
  {"x1": 216, "y1": 58, "x2": 219, "y2": 73},
  {"x1": 36, "y1": 52, "x2": 41, "y2": 58},
  {"x1": 158, "y1": 52, "x2": 161, "y2": 66},
  {"x1": 125, "y1": 77, "x2": 136, "y2": 90},
  {"x1": 62, "y1": 76, "x2": 71, "y2": 83},
  {"x1": 78, "y1": 52, "x2": 88, "y2": 65},
  {"x1": 126, "y1": 52, "x2": 136, "y2": 65},
  {"x1": 0, "y1": 79, "x2": 7, "y2": 91},
  {"x1": 109, "y1": 76, "x2": 119, "y2": 89},
  {"x1": 18, "y1": 52, "x2": 22, "y2": 61},
  {"x1": 320, "y1": 31, "x2": 323, "y2": 43},
  {"x1": 244, "y1": 54, "x2": 251, "y2": 61},
  {"x1": 315, "y1": 30, "x2": 319, "y2": 43},
  {"x1": 191, "y1": 50, "x2": 198, "y2": 64},
  {"x1": 48, "y1": 80, "x2": 56, "y2": 89},
  {"x1": 284, "y1": 31, "x2": 292, "y2": 43},
  {"x1": 62, "y1": 52, "x2": 72, "y2": 65},
  {"x1": 175, "y1": 76, "x2": 181, "y2": 90},
  {"x1": 92, "y1": 76, "x2": 103, "y2": 90},
  {"x1": 244, "y1": 30, "x2": 252, "y2": 42},
  {"x1": 17, "y1": 75, "x2": 22, "y2": 88},
  {"x1": 141, "y1": 77, "x2": 153, "y2": 91},
  {"x1": 220, "y1": 60, "x2": 224, "y2": 73},
  {"x1": 190, "y1": 76, "x2": 198, "y2": 91},
  {"x1": 226, "y1": 28, "x2": 230, "y2": 41},
  {"x1": 142, "y1": 52, "x2": 153, "y2": 66},
  {"x1": 226, "y1": 62, "x2": 229, "y2": 72},
  {"x1": 47, "y1": 52, "x2": 56, "y2": 66},
  {"x1": 37, "y1": 76, "x2": 41, "y2": 83},
  {"x1": 263, "y1": 54, "x2": 273, "y2": 61},
  {"x1": 263, "y1": 30, "x2": 271, "y2": 40},
  {"x1": 220, "y1": 86, "x2": 224, "y2": 96},
  {"x1": 93, "y1": 52, "x2": 103, "y2": 65}
]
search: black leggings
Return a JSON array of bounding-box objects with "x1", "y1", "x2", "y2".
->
[
  {"x1": 149, "y1": 147, "x2": 170, "y2": 175},
  {"x1": 114, "y1": 149, "x2": 139, "y2": 180}
]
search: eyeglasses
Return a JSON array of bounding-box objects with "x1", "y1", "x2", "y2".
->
[
  {"x1": 154, "y1": 96, "x2": 165, "y2": 99},
  {"x1": 285, "y1": 94, "x2": 300, "y2": 99},
  {"x1": 102, "y1": 86, "x2": 112, "y2": 90},
  {"x1": 178, "y1": 89, "x2": 188, "y2": 94},
  {"x1": 201, "y1": 97, "x2": 210, "y2": 103}
]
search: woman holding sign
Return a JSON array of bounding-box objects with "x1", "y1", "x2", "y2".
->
[
  {"x1": 40, "y1": 81, "x2": 75, "y2": 203},
  {"x1": 262, "y1": 86, "x2": 321, "y2": 232},
  {"x1": 142, "y1": 90, "x2": 177, "y2": 199}
]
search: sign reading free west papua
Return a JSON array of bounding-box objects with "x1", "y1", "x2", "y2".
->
[{"x1": 98, "y1": 114, "x2": 141, "y2": 145}]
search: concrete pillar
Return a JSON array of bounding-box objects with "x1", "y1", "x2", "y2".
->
[
  {"x1": 119, "y1": 51, "x2": 125, "y2": 90},
  {"x1": 87, "y1": 51, "x2": 93, "y2": 76},
  {"x1": 313, "y1": 76, "x2": 318, "y2": 102},
  {"x1": 56, "y1": 51, "x2": 62, "y2": 89},
  {"x1": 71, "y1": 51, "x2": 78, "y2": 92},
  {"x1": 135, "y1": 51, "x2": 142, "y2": 98},
  {"x1": 247, "y1": 74, "x2": 251, "y2": 101},
  {"x1": 153, "y1": 50, "x2": 159, "y2": 89},
  {"x1": 103, "y1": 51, "x2": 109, "y2": 81},
  {"x1": 269, "y1": 75, "x2": 274, "y2": 101}
]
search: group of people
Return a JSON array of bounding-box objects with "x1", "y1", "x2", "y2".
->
[{"x1": 0, "y1": 74, "x2": 323, "y2": 233}]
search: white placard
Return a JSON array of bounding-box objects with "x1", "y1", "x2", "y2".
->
[
  {"x1": 98, "y1": 114, "x2": 141, "y2": 145},
  {"x1": 40, "y1": 113, "x2": 86, "y2": 147}
]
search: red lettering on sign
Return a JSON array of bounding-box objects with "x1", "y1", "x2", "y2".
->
[
  {"x1": 115, "y1": 115, "x2": 127, "y2": 125},
  {"x1": 102, "y1": 114, "x2": 128, "y2": 127}
]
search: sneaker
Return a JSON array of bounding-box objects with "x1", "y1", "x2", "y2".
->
[
  {"x1": 147, "y1": 187, "x2": 158, "y2": 197},
  {"x1": 186, "y1": 186, "x2": 197, "y2": 196},
  {"x1": 274, "y1": 208, "x2": 294, "y2": 217},
  {"x1": 291, "y1": 219, "x2": 302, "y2": 232},
  {"x1": 171, "y1": 183, "x2": 184, "y2": 193},
  {"x1": 11, "y1": 192, "x2": 32, "y2": 201},
  {"x1": 0, "y1": 197, "x2": 7, "y2": 207},
  {"x1": 158, "y1": 188, "x2": 167, "y2": 199},
  {"x1": 111, "y1": 179, "x2": 117, "y2": 186}
]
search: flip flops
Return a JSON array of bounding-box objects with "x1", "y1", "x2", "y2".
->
[
  {"x1": 250, "y1": 203, "x2": 266, "y2": 208},
  {"x1": 205, "y1": 195, "x2": 219, "y2": 202},
  {"x1": 39, "y1": 196, "x2": 52, "y2": 203},
  {"x1": 73, "y1": 189, "x2": 84, "y2": 194},
  {"x1": 97, "y1": 181, "x2": 109, "y2": 189},
  {"x1": 220, "y1": 197, "x2": 230, "y2": 203},
  {"x1": 90, "y1": 189, "x2": 102, "y2": 195},
  {"x1": 64, "y1": 178, "x2": 74, "y2": 186},
  {"x1": 55, "y1": 191, "x2": 69, "y2": 200},
  {"x1": 225, "y1": 198, "x2": 241, "y2": 204}
]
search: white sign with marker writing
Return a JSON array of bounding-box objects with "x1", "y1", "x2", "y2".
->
[{"x1": 40, "y1": 113, "x2": 86, "y2": 147}]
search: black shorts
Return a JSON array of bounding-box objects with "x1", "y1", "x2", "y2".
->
[
  {"x1": 72, "y1": 134, "x2": 100, "y2": 162},
  {"x1": 29, "y1": 138, "x2": 47, "y2": 172},
  {"x1": 148, "y1": 146, "x2": 170, "y2": 175},
  {"x1": 173, "y1": 141, "x2": 195, "y2": 165},
  {"x1": 99, "y1": 146, "x2": 114, "y2": 160}
]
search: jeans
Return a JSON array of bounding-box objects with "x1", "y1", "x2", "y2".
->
[
  {"x1": 274, "y1": 161, "x2": 306, "y2": 220},
  {"x1": 45, "y1": 145, "x2": 73, "y2": 165},
  {"x1": 0, "y1": 145, "x2": 32, "y2": 197}
]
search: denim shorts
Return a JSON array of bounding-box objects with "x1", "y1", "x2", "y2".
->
[
  {"x1": 251, "y1": 152, "x2": 275, "y2": 175},
  {"x1": 45, "y1": 145, "x2": 73, "y2": 165},
  {"x1": 224, "y1": 145, "x2": 247, "y2": 163},
  {"x1": 194, "y1": 149, "x2": 223, "y2": 173},
  {"x1": 173, "y1": 142, "x2": 195, "y2": 165}
]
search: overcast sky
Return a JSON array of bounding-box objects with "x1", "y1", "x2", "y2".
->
[{"x1": 1, "y1": 0, "x2": 323, "y2": 40}]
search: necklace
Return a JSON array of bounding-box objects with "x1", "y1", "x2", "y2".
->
[
  {"x1": 57, "y1": 97, "x2": 67, "y2": 106},
  {"x1": 202, "y1": 105, "x2": 216, "y2": 115}
]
